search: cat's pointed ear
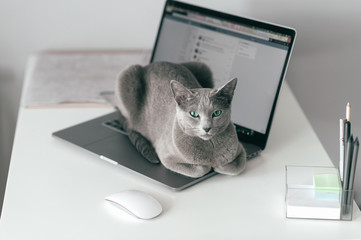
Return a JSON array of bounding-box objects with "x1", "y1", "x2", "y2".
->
[
  {"x1": 170, "y1": 80, "x2": 194, "y2": 106},
  {"x1": 212, "y1": 78, "x2": 237, "y2": 104}
]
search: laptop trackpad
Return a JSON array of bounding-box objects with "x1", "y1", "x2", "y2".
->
[{"x1": 85, "y1": 134, "x2": 154, "y2": 172}]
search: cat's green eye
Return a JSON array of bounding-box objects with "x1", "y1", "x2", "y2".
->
[
  {"x1": 189, "y1": 111, "x2": 199, "y2": 118},
  {"x1": 213, "y1": 110, "x2": 222, "y2": 117}
]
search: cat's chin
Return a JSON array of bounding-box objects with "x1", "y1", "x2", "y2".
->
[{"x1": 199, "y1": 134, "x2": 213, "y2": 141}]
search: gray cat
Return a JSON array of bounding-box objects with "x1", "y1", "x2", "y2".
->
[{"x1": 115, "y1": 61, "x2": 246, "y2": 178}]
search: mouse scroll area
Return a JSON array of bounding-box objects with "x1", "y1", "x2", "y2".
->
[{"x1": 105, "y1": 190, "x2": 162, "y2": 220}]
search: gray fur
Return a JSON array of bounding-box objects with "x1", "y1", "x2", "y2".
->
[{"x1": 115, "y1": 61, "x2": 246, "y2": 178}]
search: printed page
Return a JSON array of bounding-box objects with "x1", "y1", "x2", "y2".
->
[{"x1": 22, "y1": 50, "x2": 150, "y2": 108}]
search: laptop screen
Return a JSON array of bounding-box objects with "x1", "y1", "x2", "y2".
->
[{"x1": 151, "y1": 0, "x2": 296, "y2": 149}]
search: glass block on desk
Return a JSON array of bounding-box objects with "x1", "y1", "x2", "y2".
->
[{"x1": 285, "y1": 166, "x2": 352, "y2": 220}]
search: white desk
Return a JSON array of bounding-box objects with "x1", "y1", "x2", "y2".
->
[{"x1": 1, "y1": 83, "x2": 360, "y2": 240}]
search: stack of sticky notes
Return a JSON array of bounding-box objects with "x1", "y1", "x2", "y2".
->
[
  {"x1": 286, "y1": 166, "x2": 342, "y2": 220},
  {"x1": 313, "y1": 173, "x2": 342, "y2": 199}
]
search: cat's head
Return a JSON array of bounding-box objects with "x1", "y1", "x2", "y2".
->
[{"x1": 170, "y1": 78, "x2": 237, "y2": 141}]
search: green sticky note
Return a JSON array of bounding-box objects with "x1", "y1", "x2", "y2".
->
[{"x1": 313, "y1": 174, "x2": 341, "y2": 198}]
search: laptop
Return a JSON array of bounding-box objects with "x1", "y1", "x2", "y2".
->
[{"x1": 53, "y1": 0, "x2": 296, "y2": 190}]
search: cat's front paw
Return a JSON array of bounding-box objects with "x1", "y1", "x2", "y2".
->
[
  {"x1": 214, "y1": 149, "x2": 246, "y2": 175},
  {"x1": 163, "y1": 161, "x2": 212, "y2": 178}
]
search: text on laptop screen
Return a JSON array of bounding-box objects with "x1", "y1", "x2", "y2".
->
[{"x1": 152, "y1": 4, "x2": 293, "y2": 135}]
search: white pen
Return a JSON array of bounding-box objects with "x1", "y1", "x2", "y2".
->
[
  {"x1": 340, "y1": 118, "x2": 345, "y2": 182},
  {"x1": 343, "y1": 103, "x2": 351, "y2": 182}
]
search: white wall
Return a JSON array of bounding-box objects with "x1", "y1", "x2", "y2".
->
[{"x1": 1, "y1": 0, "x2": 361, "y2": 215}]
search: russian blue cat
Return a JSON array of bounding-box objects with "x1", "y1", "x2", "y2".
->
[{"x1": 115, "y1": 62, "x2": 246, "y2": 178}]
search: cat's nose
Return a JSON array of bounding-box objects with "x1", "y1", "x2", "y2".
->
[{"x1": 203, "y1": 127, "x2": 211, "y2": 133}]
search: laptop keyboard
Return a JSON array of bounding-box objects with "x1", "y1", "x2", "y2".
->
[
  {"x1": 242, "y1": 142, "x2": 261, "y2": 160},
  {"x1": 102, "y1": 119, "x2": 127, "y2": 135}
]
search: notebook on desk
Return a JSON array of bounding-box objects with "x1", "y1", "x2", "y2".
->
[{"x1": 53, "y1": 0, "x2": 296, "y2": 190}]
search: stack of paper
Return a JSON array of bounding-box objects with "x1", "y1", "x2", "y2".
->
[
  {"x1": 286, "y1": 166, "x2": 342, "y2": 220},
  {"x1": 22, "y1": 50, "x2": 150, "y2": 108}
]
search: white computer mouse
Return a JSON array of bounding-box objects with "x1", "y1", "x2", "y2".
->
[{"x1": 105, "y1": 190, "x2": 162, "y2": 220}]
